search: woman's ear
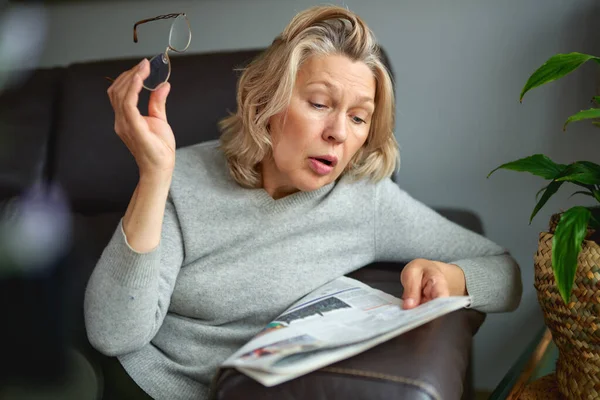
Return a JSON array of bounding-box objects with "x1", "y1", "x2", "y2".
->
[{"x1": 266, "y1": 113, "x2": 276, "y2": 135}]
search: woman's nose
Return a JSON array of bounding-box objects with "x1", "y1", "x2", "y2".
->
[{"x1": 322, "y1": 113, "x2": 347, "y2": 143}]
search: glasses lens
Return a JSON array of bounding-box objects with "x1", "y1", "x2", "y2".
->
[
  {"x1": 143, "y1": 53, "x2": 170, "y2": 90},
  {"x1": 169, "y1": 14, "x2": 191, "y2": 52}
]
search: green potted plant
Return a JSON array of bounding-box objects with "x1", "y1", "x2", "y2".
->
[{"x1": 488, "y1": 52, "x2": 600, "y2": 399}]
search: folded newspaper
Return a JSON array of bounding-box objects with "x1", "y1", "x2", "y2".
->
[{"x1": 221, "y1": 276, "x2": 471, "y2": 386}]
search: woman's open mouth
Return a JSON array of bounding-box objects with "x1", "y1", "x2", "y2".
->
[{"x1": 308, "y1": 157, "x2": 335, "y2": 175}]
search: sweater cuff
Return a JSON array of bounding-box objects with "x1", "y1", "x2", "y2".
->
[
  {"x1": 451, "y1": 259, "x2": 490, "y2": 311},
  {"x1": 102, "y1": 219, "x2": 161, "y2": 288}
]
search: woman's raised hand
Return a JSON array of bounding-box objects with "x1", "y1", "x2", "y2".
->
[{"x1": 107, "y1": 59, "x2": 175, "y2": 180}]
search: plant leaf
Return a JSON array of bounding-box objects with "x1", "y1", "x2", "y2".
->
[
  {"x1": 589, "y1": 206, "x2": 600, "y2": 229},
  {"x1": 530, "y1": 180, "x2": 563, "y2": 223},
  {"x1": 552, "y1": 206, "x2": 591, "y2": 304},
  {"x1": 569, "y1": 190, "x2": 594, "y2": 199},
  {"x1": 488, "y1": 154, "x2": 567, "y2": 180},
  {"x1": 590, "y1": 213, "x2": 600, "y2": 230},
  {"x1": 563, "y1": 108, "x2": 600, "y2": 131},
  {"x1": 535, "y1": 185, "x2": 547, "y2": 201},
  {"x1": 555, "y1": 161, "x2": 600, "y2": 185},
  {"x1": 593, "y1": 96, "x2": 600, "y2": 106},
  {"x1": 520, "y1": 53, "x2": 600, "y2": 102}
]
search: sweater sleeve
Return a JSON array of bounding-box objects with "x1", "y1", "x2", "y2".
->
[
  {"x1": 374, "y1": 179, "x2": 522, "y2": 313},
  {"x1": 84, "y1": 196, "x2": 184, "y2": 356}
]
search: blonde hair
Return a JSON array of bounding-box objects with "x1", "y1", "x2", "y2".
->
[{"x1": 218, "y1": 5, "x2": 399, "y2": 188}]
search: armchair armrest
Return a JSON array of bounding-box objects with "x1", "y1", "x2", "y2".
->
[{"x1": 214, "y1": 265, "x2": 486, "y2": 400}]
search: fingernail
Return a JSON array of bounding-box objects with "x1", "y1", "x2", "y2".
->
[
  {"x1": 138, "y1": 59, "x2": 146, "y2": 69},
  {"x1": 405, "y1": 298, "x2": 415, "y2": 307}
]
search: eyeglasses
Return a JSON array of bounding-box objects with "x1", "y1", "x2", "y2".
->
[{"x1": 106, "y1": 13, "x2": 192, "y2": 91}]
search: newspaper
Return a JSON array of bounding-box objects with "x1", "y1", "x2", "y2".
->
[{"x1": 221, "y1": 276, "x2": 471, "y2": 387}]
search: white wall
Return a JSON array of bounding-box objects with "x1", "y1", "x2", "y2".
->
[{"x1": 31, "y1": 0, "x2": 600, "y2": 391}]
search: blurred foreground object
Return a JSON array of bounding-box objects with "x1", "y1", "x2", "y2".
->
[
  {"x1": 0, "y1": 2, "x2": 46, "y2": 92},
  {"x1": 0, "y1": 182, "x2": 73, "y2": 386}
]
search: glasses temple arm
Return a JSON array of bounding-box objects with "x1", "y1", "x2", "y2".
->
[{"x1": 132, "y1": 13, "x2": 184, "y2": 43}]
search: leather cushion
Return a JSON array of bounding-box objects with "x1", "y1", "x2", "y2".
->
[
  {"x1": 215, "y1": 267, "x2": 485, "y2": 400},
  {"x1": 0, "y1": 68, "x2": 63, "y2": 202},
  {"x1": 51, "y1": 47, "x2": 394, "y2": 214},
  {"x1": 52, "y1": 50, "x2": 262, "y2": 213}
]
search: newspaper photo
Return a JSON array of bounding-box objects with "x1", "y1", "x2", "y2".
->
[{"x1": 221, "y1": 276, "x2": 471, "y2": 386}]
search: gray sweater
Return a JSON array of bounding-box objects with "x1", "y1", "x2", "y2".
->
[{"x1": 84, "y1": 140, "x2": 522, "y2": 400}]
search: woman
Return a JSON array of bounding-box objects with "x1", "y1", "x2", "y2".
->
[{"x1": 85, "y1": 5, "x2": 522, "y2": 400}]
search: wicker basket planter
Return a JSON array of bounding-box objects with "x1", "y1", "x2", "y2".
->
[
  {"x1": 484, "y1": 48, "x2": 600, "y2": 399},
  {"x1": 533, "y1": 227, "x2": 600, "y2": 398}
]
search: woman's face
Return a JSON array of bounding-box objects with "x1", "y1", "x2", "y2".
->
[{"x1": 262, "y1": 54, "x2": 376, "y2": 199}]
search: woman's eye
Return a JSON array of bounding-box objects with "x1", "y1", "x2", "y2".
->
[
  {"x1": 310, "y1": 102, "x2": 326, "y2": 110},
  {"x1": 352, "y1": 116, "x2": 366, "y2": 124}
]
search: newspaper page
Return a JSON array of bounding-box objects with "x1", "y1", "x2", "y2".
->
[{"x1": 221, "y1": 276, "x2": 471, "y2": 386}]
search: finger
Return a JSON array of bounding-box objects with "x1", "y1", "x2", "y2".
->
[
  {"x1": 400, "y1": 265, "x2": 423, "y2": 309},
  {"x1": 108, "y1": 60, "x2": 145, "y2": 108},
  {"x1": 108, "y1": 72, "x2": 130, "y2": 109},
  {"x1": 110, "y1": 70, "x2": 138, "y2": 133},
  {"x1": 111, "y1": 69, "x2": 133, "y2": 94},
  {"x1": 430, "y1": 278, "x2": 450, "y2": 298},
  {"x1": 121, "y1": 72, "x2": 147, "y2": 137},
  {"x1": 113, "y1": 59, "x2": 148, "y2": 94},
  {"x1": 114, "y1": 59, "x2": 149, "y2": 106},
  {"x1": 423, "y1": 277, "x2": 435, "y2": 299},
  {"x1": 137, "y1": 58, "x2": 150, "y2": 78},
  {"x1": 148, "y1": 82, "x2": 171, "y2": 122}
]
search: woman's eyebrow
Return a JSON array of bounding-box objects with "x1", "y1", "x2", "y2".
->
[
  {"x1": 305, "y1": 80, "x2": 336, "y2": 93},
  {"x1": 305, "y1": 81, "x2": 374, "y2": 106},
  {"x1": 356, "y1": 95, "x2": 375, "y2": 106}
]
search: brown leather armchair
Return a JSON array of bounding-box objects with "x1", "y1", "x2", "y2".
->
[{"x1": 0, "y1": 49, "x2": 485, "y2": 400}]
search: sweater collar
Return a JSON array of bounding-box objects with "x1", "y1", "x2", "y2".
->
[{"x1": 250, "y1": 180, "x2": 336, "y2": 213}]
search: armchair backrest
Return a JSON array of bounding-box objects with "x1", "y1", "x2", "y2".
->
[{"x1": 0, "y1": 47, "x2": 395, "y2": 215}]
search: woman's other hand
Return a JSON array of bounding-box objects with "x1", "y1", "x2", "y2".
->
[
  {"x1": 400, "y1": 258, "x2": 468, "y2": 309},
  {"x1": 107, "y1": 58, "x2": 175, "y2": 179}
]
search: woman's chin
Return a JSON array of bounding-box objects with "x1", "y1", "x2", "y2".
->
[{"x1": 298, "y1": 175, "x2": 333, "y2": 192}]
